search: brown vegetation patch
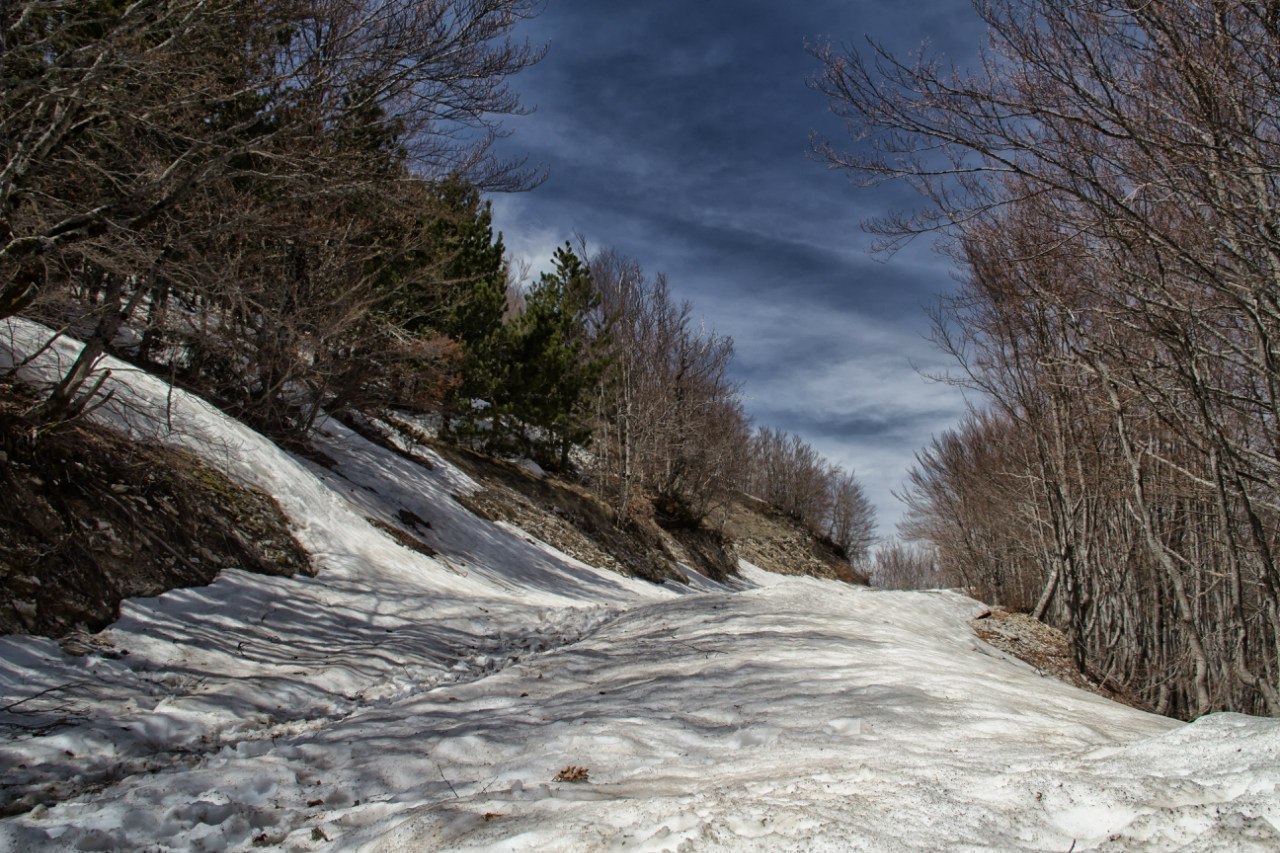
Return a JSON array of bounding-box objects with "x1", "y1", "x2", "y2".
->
[
  {"x1": 0, "y1": 379, "x2": 311, "y2": 638},
  {"x1": 723, "y1": 494, "x2": 869, "y2": 584},
  {"x1": 972, "y1": 609, "x2": 1151, "y2": 711},
  {"x1": 440, "y1": 440, "x2": 855, "y2": 586},
  {"x1": 344, "y1": 419, "x2": 862, "y2": 588},
  {"x1": 441, "y1": 445, "x2": 686, "y2": 584},
  {"x1": 656, "y1": 522, "x2": 738, "y2": 583},
  {"x1": 366, "y1": 517, "x2": 437, "y2": 557},
  {"x1": 338, "y1": 412, "x2": 437, "y2": 471},
  {"x1": 553, "y1": 765, "x2": 589, "y2": 783}
]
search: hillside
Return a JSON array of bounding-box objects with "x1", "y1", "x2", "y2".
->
[
  {"x1": 1, "y1": 320, "x2": 1279, "y2": 851},
  {"x1": 0, "y1": 345, "x2": 860, "y2": 641},
  {"x1": 722, "y1": 493, "x2": 868, "y2": 585},
  {"x1": 0, "y1": 378, "x2": 311, "y2": 639}
]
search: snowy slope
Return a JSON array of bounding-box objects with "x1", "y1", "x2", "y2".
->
[{"x1": 2, "y1": 319, "x2": 1279, "y2": 852}]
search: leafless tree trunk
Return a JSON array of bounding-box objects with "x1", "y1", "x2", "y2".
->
[{"x1": 816, "y1": 0, "x2": 1280, "y2": 716}]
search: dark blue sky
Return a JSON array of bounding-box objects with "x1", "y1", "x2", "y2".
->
[{"x1": 489, "y1": 1, "x2": 986, "y2": 532}]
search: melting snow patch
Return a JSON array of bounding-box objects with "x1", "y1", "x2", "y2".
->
[{"x1": 2, "y1": 319, "x2": 1280, "y2": 851}]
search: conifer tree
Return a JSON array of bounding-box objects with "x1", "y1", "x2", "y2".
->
[
  {"x1": 2, "y1": 0, "x2": 542, "y2": 430},
  {"x1": 497, "y1": 243, "x2": 607, "y2": 469},
  {"x1": 432, "y1": 182, "x2": 511, "y2": 431},
  {"x1": 385, "y1": 178, "x2": 507, "y2": 343}
]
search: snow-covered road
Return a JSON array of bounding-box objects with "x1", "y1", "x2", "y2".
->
[
  {"x1": 359, "y1": 580, "x2": 1280, "y2": 852},
  {"x1": 2, "y1": 319, "x2": 1279, "y2": 851},
  {"x1": 6, "y1": 573, "x2": 1279, "y2": 851}
]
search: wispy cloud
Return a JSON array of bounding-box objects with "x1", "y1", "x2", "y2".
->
[
  {"x1": 702, "y1": 293, "x2": 970, "y2": 531},
  {"x1": 488, "y1": 0, "x2": 987, "y2": 537}
]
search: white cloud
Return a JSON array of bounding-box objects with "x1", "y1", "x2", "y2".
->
[
  {"x1": 488, "y1": 195, "x2": 568, "y2": 285},
  {"x1": 488, "y1": 196, "x2": 972, "y2": 538},
  {"x1": 708, "y1": 294, "x2": 971, "y2": 534}
]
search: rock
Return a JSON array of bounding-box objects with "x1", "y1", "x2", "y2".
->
[{"x1": 13, "y1": 600, "x2": 37, "y2": 623}]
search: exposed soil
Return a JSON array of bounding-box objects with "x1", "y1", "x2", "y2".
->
[
  {"x1": 414, "y1": 433, "x2": 850, "y2": 588},
  {"x1": 972, "y1": 609, "x2": 1152, "y2": 711},
  {"x1": 434, "y1": 444, "x2": 692, "y2": 584},
  {"x1": 437, "y1": 446, "x2": 860, "y2": 587},
  {"x1": 0, "y1": 380, "x2": 866, "y2": 641},
  {"x1": 722, "y1": 494, "x2": 869, "y2": 585},
  {"x1": 657, "y1": 521, "x2": 739, "y2": 583},
  {"x1": 0, "y1": 378, "x2": 311, "y2": 638}
]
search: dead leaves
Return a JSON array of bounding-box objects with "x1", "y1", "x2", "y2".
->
[{"x1": 553, "y1": 765, "x2": 589, "y2": 783}]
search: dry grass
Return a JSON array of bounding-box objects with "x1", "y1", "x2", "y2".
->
[
  {"x1": 0, "y1": 377, "x2": 311, "y2": 637},
  {"x1": 723, "y1": 494, "x2": 868, "y2": 585},
  {"x1": 972, "y1": 609, "x2": 1152, "y2": 711}
]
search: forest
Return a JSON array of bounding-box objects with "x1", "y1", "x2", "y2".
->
[
  {"x1": 819, "y1": 0, "x2": 1280, "y2": 719},
  {"x1": 7, "y1": 0, "x2": 1280, "y2": 726},
  {"x1": 6, "y1": 2, "x2": 1280, "y2": 849},
  {"x1": 0, "y1": 1, "x2": 874, "y2": 583}
]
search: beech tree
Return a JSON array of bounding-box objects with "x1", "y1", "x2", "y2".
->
[
  {"x1": 583, "y1": 248, "x2": 874, "y2": 545},
  {"x1": 818, "y1": 0, "x2": 1280, "y2": 717},
  {"x1": 2, "y1": 0, "x2": 541, "y2": 429},
  {"x1": 746, "y1": 427, "x2": 876, "y2": 563},
  {"x1": 870, "y1": 540, "x2": 940, "y2": 590},
  {"x1": 827, "y1": 467, "x2": 876, "y2": 565},
  {"x1": 587, "y1": 249, "x2": 749, "y2": 525}
]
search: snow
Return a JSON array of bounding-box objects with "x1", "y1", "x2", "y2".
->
[{"x1": 2, "y1": 318, "x2": 1279, "y2": 851}]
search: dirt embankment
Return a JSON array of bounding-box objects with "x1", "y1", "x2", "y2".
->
[
  {"x1": 431, "y1": 443, "x2": 709, "y2": 584},
  {"x1": 418, "y1": 429, "x2": 864, "y2": 588},
  {"x1": 1, "y1": 388, "x2": 865, "y2": 640},
  {"x1": 0, "y1": 379, "x2": 311, "y2": 638},
  {"x1": 721, "y1": 494, "x2": 869, "y2": 585},
  {"x1": 972, "y1": 608, "x2": 1153, "y2": 711}
]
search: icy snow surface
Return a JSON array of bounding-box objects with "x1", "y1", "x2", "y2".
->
[{"x1": 2, "y1": 318, "x2": 1279, "y2": 852}]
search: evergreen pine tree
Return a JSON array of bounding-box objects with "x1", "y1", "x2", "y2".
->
[
  {"x1": 363, "y1": 176, "x2": 510, "y2": 426},
  {"x1": 422, "y1": 180, "x2": 512, "y2": 439},
  {"x1": 497, "y1": 243, "x2": 607, "y2": 469},
  {"x1": 384, "y1": 177, "x2": 507, "y2": 343}
]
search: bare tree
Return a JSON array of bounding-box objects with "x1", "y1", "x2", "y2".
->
[
  {"x1": 2, "y1": 0, "x2": 542, "y2": 428},
  {"x1": 827, "y1": 466, "x2": 876, "y2": 565},
  {"x1": 816, "y1": 0, "x2": 1280, "y2": 716},
  {"x1": 871, "y1": 540, "x2": 942, "y2": 590},
  {"x1": 588, "y1": 249, "x2": 750, "y2": 524}
]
